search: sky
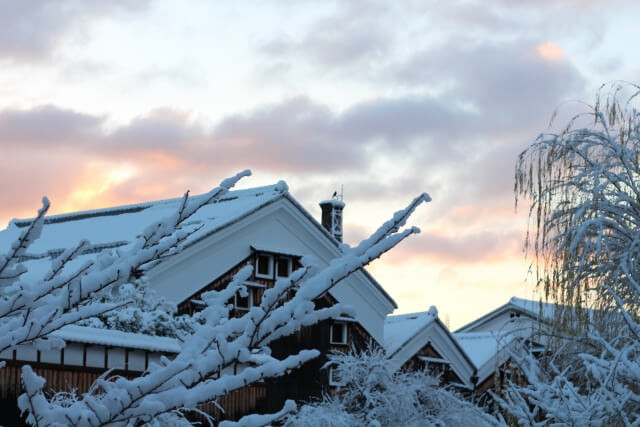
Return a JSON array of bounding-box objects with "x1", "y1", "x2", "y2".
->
[{"x1": 1, "y1": 0, "x2": 639, "y2": 329}]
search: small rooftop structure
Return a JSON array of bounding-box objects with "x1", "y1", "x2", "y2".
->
[{"x1": 384, "y1": 306, "x2": 476, "y2": 390}]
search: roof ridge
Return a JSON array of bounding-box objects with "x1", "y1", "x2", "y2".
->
[
  {"x1": 386, "y1": 308, "x2": 437, "y2": 321},
  {"x1": 10, "y1": 183, "x2": 287, "y2": 228}
]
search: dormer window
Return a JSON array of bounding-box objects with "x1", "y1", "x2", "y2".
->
[
  {"x1": 255, "y1": 254, "x2": 273, "y2": 279},
  {"x1": 330, "y1": 322, "x2": 348, "y2": 345},
  {"x1": 276, "y1": 257, "x2": 292, "y2": 278}
]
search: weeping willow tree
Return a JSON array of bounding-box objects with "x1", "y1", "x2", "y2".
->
[
  {"x1": 500, "y1": 83, "x2": 640, "y2": 425},
  {"x1": 515, "y1": 82, "x2": 640, "y2": 332}
]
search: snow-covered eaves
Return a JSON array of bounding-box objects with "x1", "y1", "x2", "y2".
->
[{"x1": 52, "y1": 325, "x2": 181, "y2": 353}]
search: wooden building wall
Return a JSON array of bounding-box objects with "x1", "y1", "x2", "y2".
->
[
  {"x1": 0, "y1": 250, "x2": 374, "y2": 424},
  {"x1": 0, "y1": 360, "x2": 144, "y2": 426},
  {"x1": 402, "y1": 343, "x2": 465, "y2": 386},
  {"x1": 177, "y1": 251, "x2": 373, "y2": 421}
]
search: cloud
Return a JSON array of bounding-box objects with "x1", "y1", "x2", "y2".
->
[
  {"x1": 106, "y1": 109, "x2": 204, "y2": 153},
  {"x1": 0, "y1": 105, "x2": 103, "y2": 145},
  {"x1": 386, "y1": 228, "x2": 524, "y2": 265},
  {"x1": 0, "y1": 1, "x2": 151, "y2": 61},
  {"x1": 392, "y1": 39, "x2": 586, "y2": 131},
  {"x1": 0, "y1": 32, "x2": 589, "y2": 231},
  {"x1": 258, "y1": 1, "x2": 392, "y2": 72},
  {"x1": 211, "y1": 94, "x2": 479, "y2": 172}
]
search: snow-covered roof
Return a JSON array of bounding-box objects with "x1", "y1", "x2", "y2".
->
[
  {"x1": 0, "y1": 180, "x2": 399, "y2": 344},
  {"x1": 454, "y1": 332, "x2": 517, "y2": 370},
  {"x1": 0, "y1": 183, "x2": 288, "y2": 255},
  {"x1": 52, "y1": 325, "x2": 181, "y2": 353},
  {"x1": 509, "y1": 297, "x2": 556, "y2": 320},
  {"x1": 384, "y1": 307, "x2": 438, "y2": 356},
  {"x1": 384, "y1": 307, "x2": 477, "y2": 389},
  {"x1": 454, "y1": 331, "x2": 520, "y2": 384}
]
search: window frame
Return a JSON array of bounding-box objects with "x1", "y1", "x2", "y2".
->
[
  {"x1": 329, "y1": 321, "x2": 348, "y2": 345},
  {"x1": 275, "y1": 256, "x2": 292, "y2": 279},
  {"x1": 255, "y1": 254, "x2": 274, "y2": 279},
  {"x1": 328, "y1": 366, "x2": 345, "y2": 386},
  {"x1": 234, "y1": 289, "x2": 253, "y2": 311}
]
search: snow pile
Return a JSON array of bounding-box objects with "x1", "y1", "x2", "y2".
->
[{"x1": 51, "y1": 325, "x2": 180, "y2": 353}]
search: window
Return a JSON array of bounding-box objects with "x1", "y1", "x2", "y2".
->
[
  {"x1": 329, "y1": 366, "x2": 345, "y2": 386},
  {"x1": 234, "y1": 290, "x2": 253, "y2": 310},
  {"x1": 418, "y1": 356, "x2": 450, "y2": 375},
  {"x1": 329, "y1": 322, "x2": 348, "y2": 345},
  {"x1": 276, "y1": 257, "x2": 292, "y2": 278},
  {"x1": 255, "y1": 254, "x2": 273, "y2": 279}
]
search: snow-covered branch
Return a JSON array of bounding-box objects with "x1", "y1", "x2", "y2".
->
[
  {"x1": 0, "y1": 173, "x2": 249, "y2": 357},
  {"x1": 507, "y1": 82, "x2": 640, "y2": 424},
  {"x1": 285, "y1": 346, "x2": 498, "y2": 427},
  {"x1": 8, "y1": 175, "x2": 430, "y2": 426}
]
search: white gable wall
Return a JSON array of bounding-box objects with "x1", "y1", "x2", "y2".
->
[{"x1": 146, "y1": 197, "x2": 395, "y2": 343}]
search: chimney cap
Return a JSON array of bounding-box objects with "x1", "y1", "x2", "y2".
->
[{"x1": 319, "y1": 199, "x2": 345, "y2": 208}]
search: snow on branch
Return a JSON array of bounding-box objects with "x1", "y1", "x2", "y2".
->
[
  {"x1": 506, "y1": 81, "x2": 640, "y2": 425},
  {"x1": 0, "y1": 172, "x2": 250, "y2": 356},
  {"x1": 9, "y1": 174, "x2": 430, "y2": 425},
  {"x1": 285, "y1": 346, "x2": 498, "y2": 427}
]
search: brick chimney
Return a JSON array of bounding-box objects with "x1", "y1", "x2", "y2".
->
[{"x1": 319, "y1": 190, "x2": 344, "y2": 242}]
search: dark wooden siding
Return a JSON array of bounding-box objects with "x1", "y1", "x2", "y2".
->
[
  {"x1": 0, "y1": 360, "x2": 145, "y2": 426},
  {"x1": 402, "y1": 343, "x2": 465, "y2": 386},
  {"x1": 175, "y1": 253, "x2": 375, "y2": 421},
  {"x1": 0, "y1": 252, "x2": 376, "y2": 424}
]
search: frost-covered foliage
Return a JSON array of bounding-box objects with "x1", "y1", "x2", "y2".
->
[
  {"x1": 285, "y1": 347, "x2": 498, "y2": 427},
  {"x1": 495, "y1": 335, "x2": 639, "y2": 426},
  {"x1": 515, "y1": 82, "x2": 640, "y2": 321},
  {"x1": 505, "y1": 83, "x2": 640, "y2": 424},
  {"x1": 78, "y1": 279, "x2": 198, "y2": 338},
  {"x1": 4, "y1": 171, "x2": 431, "y2": 426}
]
